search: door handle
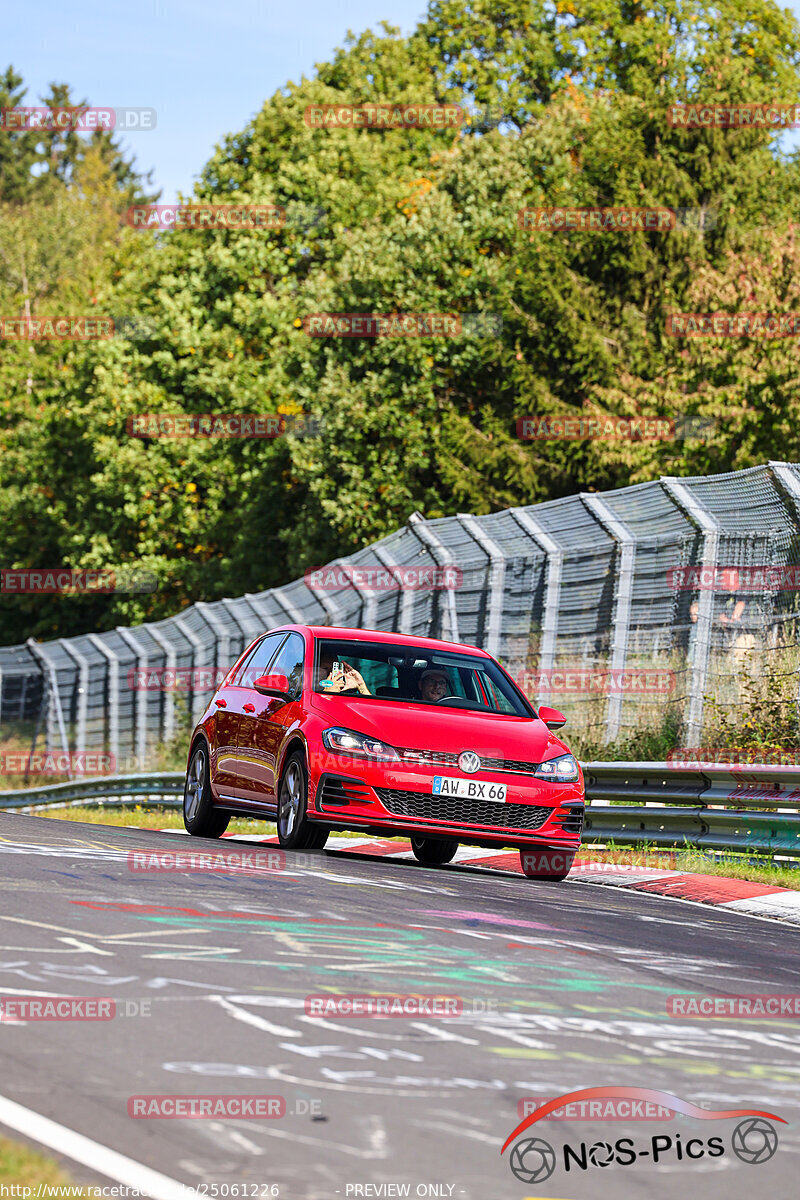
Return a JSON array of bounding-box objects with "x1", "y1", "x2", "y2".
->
[
  {"x1": 214, "y1": 698, "x2": 227, "y2": 708},
  {"x1": 243, "y1": 703, "x2": 255, "y2": 713}
]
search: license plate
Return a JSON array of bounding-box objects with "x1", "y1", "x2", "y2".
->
[{"x1": 432, "y1": 776, "x2": 507, "y2": 802}]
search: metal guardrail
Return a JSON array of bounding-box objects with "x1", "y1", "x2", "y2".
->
[
  {"x1": 582, "y1": 761, "x2": 800, "y2": 858},
  {"x1": 0, "y1": 772, "x2": 184, "y2": 810},
  {"x1": 1, "y1": 762, "x2": 799, "y2": 859}
]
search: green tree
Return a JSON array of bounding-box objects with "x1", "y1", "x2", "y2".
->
[{"x1": 4, "y1": 3, "x2": 800, "y2": 643}]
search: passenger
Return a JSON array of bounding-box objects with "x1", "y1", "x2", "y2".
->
[
  {"x1": 417, "y1": 668, "x2": 449, "y2": 703},
  {"x1": 317, "y1": 652, "x2": 371, "y2": 695}
]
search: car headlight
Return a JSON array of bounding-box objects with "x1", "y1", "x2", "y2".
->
[
  {"x1": 322, "y1": 727, "x2": 400, "y2": 762},
  {"x1": 534, "y1": 753, "x2": 579, "y2": 782}
]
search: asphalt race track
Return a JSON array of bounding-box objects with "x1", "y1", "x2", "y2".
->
[{"x1": 0, "y1": 812, "x2": 799, "y2": 1199}]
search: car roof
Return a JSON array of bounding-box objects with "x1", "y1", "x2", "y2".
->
[{"x1": 270, "y1": 624, "x2": 492, "y2": 658}]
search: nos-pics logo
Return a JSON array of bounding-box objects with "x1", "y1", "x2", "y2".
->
[{"x1": 501, "y1": 1087, "x2": 784, "y2": 1184}]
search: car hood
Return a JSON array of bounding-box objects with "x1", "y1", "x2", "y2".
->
[{"x1": 308, "y1": 694, "x2": 568, "y2": 763}]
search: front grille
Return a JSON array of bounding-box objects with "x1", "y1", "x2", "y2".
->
[
  {"x1": 397, "y1": 747, "x2": 540, "y2": 775},
  {"x1": 375, "y1": 787, "x2": 552, "y2": 831}
]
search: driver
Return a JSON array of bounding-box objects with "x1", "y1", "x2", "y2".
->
[
  {"x1": 418, "y1": 668, "x2": 449, "y2": 703},
  {"x1": 317, "y1": 652, "x2": 371, "y2": 695}
]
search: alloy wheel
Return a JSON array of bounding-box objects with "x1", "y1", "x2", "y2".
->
[
  {"x1": 279, "y1": 760, "x2": 302, "y2": 838},
  {"x1": 184, "y1": 748, "x2": 205, "y2": 823}
]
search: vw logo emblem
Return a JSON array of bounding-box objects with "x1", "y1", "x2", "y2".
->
[{"x1": 458, "y1": 751, "x2": 481, "y2": 774}]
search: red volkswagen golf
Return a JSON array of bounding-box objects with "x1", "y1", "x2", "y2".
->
[{"x1": 183, "y1": 625, "x2": 584, "y2": 879}]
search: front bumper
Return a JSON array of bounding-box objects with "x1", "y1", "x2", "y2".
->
[{"x1": 310, "y1": 759, "x2": 584, "y2": 849}]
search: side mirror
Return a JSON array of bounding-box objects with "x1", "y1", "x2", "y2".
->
[
  {"x1": 538, "y1": 705, "x2": 566, "y2": 730},
  {"x1": 253, "y1": 673, "x2": 290, "y2": 697}
]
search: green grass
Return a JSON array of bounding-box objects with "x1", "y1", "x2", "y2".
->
[
  {"x1": 0, "y1": 1134, "x2": 90, "y2": 1193},
  {"x1": 34, "y1": 805, "x2": 360, "y2": 839},
  {"x1": 578, "y1": 840, "x2": 800, "y2": 891},
  {"x1": 35, "y1": 804, "x2": 268, "y2": 834}
]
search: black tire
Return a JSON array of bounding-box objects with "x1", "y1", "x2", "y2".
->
[
  {"x1": 519, "y1": 848, "x2": 575, "y2": 881},
  {"x1": 183, "y1": 742, "x2": 230, "y2": 837},
  {"x1": 277, "y1": 750, "x2": 329, "y2": 850},
  {"x1": 411, "y1": 836, "x2": 459, "y2": 865}
]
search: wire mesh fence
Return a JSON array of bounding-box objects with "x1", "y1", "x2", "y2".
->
[{"x1": 2, "y1": 459, "x2": 800, "y2": 776}]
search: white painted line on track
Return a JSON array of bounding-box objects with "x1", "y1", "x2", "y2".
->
[{"x1": 0, "y1": 1094, "x2": 197, "y2": 1200}]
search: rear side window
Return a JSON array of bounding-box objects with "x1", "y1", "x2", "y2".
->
[{"x1": 232, "y1": 633, "x2": 285, "y2": 687}]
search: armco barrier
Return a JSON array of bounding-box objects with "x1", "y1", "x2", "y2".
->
[
  {"x1": 2, "y1": 762, "x2": 799, "y2": 860},
  {"x1": 582, "y1": 761, "x2": 800, "y2": 858},
  {"x1": 0, "y1": 772, "x2": 184, "y2": 810}
]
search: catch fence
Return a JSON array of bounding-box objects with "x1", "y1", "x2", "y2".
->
[{"x1": 2, "y1": 460, "x2": 800, "y2": 774}]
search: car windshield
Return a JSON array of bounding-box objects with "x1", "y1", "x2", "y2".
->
[{"x1": 313, "y1": 638, "x2": 533, "y2": 717}]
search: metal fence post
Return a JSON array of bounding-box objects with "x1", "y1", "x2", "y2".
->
[
  {"x1": 25, "y1": 639, "x2": 71, "y2": 772},
  {"x1": 115, "y1": 627, "x2": 148, "y2": 769},
  {"x1": 86, "y1": 634, "x2": 120, "y2": 767},
  {"x1": 661, "y1": 478, "x2": 720, "y2": 746},
  {"x1": 456, "y1": 514, "x2": 506, "y2": 660},
  {"x1": 222, "y1": 597, "x2": 261, "y2": 642},
  {"x1": 408, "y1": 512, "x2": 460, "y2": 643},
  {"x1": 268, "y1": 588, "x2": 306, "y2": 624},
  {"x1": 143, "y1": 624, "x2": 177, "y2": 746},
  {"x1": 769, "y1": 461, "x2": 800, "y2": 729},
  {"x1": 58, "y1": 639, "x2": 89, "y2": 759},
  {"x1": 580, "y1": 494, "x2": 636, "y2": 742},
  {"x1": 303, "y1": 567, "x2": 348, "y2": 627},
  {"x1": 373, "y1": 543, "x2": 415, "y2": 634},
  {"x1": 310, "y1": 558, "x2": 380, "y2": 630},
  {"x1": 196, "y1": 602, "x2": 232, "y2": 683},
  {"x1": 173, "y1": 617, "x2": 207, "y2": 726},
  {"x1": 509, "y1": 508, "x2": 563, "y2": 708}
]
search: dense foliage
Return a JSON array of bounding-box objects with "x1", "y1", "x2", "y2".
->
[{"x1": 3, "y1": 2, "x2": 800, "y2": 642}]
